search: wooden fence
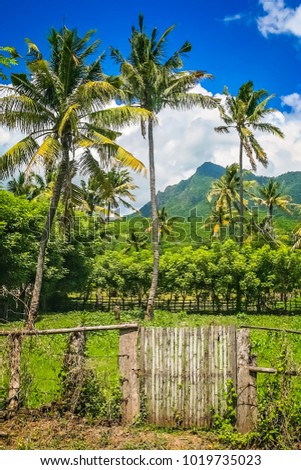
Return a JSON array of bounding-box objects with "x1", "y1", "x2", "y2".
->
[
  {"x1": 140, "y1": 326, "x2": 236, "y2": 428},
  {"x1": 3, "y1": 295, "x2": 301, "y2": 322},
  {"x1": 59, "y1": 296, "x2": 301, "y2": 315},
  {"x1": 2, "y1": 324, "x2": 299, "y2": 433},
  {"x1": 138, "y1": 326, "x2": 256, "y2": 433}
]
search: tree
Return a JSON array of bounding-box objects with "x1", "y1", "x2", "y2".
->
[
  {"x1": 146, "y1": 206, "x2": 181, "y2": 249},
  {"x1": 125, "y1": 227, "x2": 149, "y2": 253},
  {"x1": 0, "y1": 27, "x2": 148, "y2": 329},
  {"x1": 215, "y1": 81, "x2": 284, "y2": 245},
  {"x1": 7, "y1": 172, "x2": 33, "y2": 198},
  {"x1": 203, "y1": 206, "x2": 230, "y2": 241},
  {"x1": 111, "y1": 14, "x2": 217, "y2": 319},
  {"x1": 252, "y1": 179, "x2": 291, "y2": 237},
  {"x1": 82, "y1": 158, "x2": 138, "y2": 222},
  {"x1": 208, "y1": 163, "x2": 256, "y2": 239}
]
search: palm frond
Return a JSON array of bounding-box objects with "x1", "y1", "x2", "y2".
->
[
  {"x1": 166, "y1": 92, "x2": 218, "y2": 111},
  {"x1": 89, "y1": 105, "x2": 153, "y2": 130},
  {"x1": 248, "y1": 134, "x2": 268, "y2": 168},
  {"x1": 214, "y1": 126, "x2": 230, "y2": 134},
  {"x1": 74, "y1": 81, "x2": 119, "y2": 109},
  {"x1": 252, "y1": 122, "x2": 284, "y2": 138},
  {"x1": 114, "y1": 145, "x2": 146, "y2": 175},
  {"x1": 58, "y1": 103, "x2": 79, "y2": 136},
  {"x1": 25, "y1": 135, "x2": 61, "y2": 174},
  {"x1": 25, "y1": 38, "x2": 43, "y2": 61},
  {"x1": 0, "y1": 136, "x2": 39, "y2": 177}
]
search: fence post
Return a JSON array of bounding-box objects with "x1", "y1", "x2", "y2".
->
[
  {"x1": 7, "y1": 333, "x2": 22, "y2": 411},
  {"x1": 236, "y1": 328, "x2": 257, "y2": 434},
  {"x1": 119, "y1": 328, "x2": 140, "y2": 425},
  {"x1": 63, "y1": 331, "x2": 86, "y2": 413}
]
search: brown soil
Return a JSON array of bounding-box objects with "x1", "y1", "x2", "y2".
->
[{"x1": 0, "y1": 415, "x2": 226, "y2": 450}]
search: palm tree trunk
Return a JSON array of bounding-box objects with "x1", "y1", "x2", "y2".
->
[
  {"x1": 268, "y1": 204, "x2": 274, "y2": 240},
  {"x1": 26, "y1": 146, "x2": 69, "y2": 329},
  {"x1": 107, "y1": 201, "x2": 111, "y2": 224},
  {"x1": 145, "y1": 118, "x2": 159, "y2": 320},
  {"x1": 228, "y1": 196, "x2": 234, "y2": 237},
  {"x1": 238, "y1": 139, "x2": 244, "y2": 247}
]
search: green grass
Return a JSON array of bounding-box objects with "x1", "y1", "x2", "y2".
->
[{"x1": 1, "y1": 309, "x2": 301, "y2": 412}]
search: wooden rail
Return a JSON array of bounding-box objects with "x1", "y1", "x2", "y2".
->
[
  {"x1": 249, "y1": 366, "x2": 300, "y2": 376},
  {"x1": 0, "y1": 323, "x2": 139, "y2": 337},
  {"x1": 240, "y1": 325, "x2": 301, "y2": 335}
]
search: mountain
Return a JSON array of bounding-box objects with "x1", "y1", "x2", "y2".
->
[{"x1": 138, "y1": 162, "x2": 301, "y2": 218}]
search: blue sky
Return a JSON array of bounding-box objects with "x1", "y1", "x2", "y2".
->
[
  {"x1": 1, "y1": 0, "x2": 300, "y2": 103},
  {"x1": 1, "y1": 0, "x2": 301, "y2": 208}
]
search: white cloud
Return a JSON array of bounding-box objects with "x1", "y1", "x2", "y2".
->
[
  {"x1": 1, "y1": 85, "x2": 301, "y2": 211},
  {"x1": 117, "y1": 84, "x2": 301, "y2": 210},
  {"x1": 223, "y1": 14, "x2": 244, "y2": 23},
  {"x1": 281, "y1": 92, "x2": 301, "y2": 112},
  {"x1": 257, "y1": 0, "x2": 301, "y2": 37}
]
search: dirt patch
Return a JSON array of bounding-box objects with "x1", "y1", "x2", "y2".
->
[{"x1": 0, "y1": 415, "x2": 225, "y2": 450}]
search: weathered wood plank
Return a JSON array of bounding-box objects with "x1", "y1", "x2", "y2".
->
[
  {"x1": 140, "y1": 326, "x2": 241, "y2": 429},
  {"x1": 0, "y1": 323, "x2": 139, "y2": 337},
  {"x1": 119, "y1": 329, "x2": 140, "y2": 425},
  {"x1": 236, "y1": 329, "x2": 257, "y2": 434},
  {"x1": 7, "y1": 334, "x2": 22, "y2": 411}
]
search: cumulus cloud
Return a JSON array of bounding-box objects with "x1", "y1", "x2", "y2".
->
[
  {"x1": 117, "y1": 84, "x2": 301, "y2": 210},
  {"x1": 281, "y1": 92, "x2": 301, "y2": 112},
  {"x1": 257, "y1": 0, "x2": 301, "y2": 37},
  {"x1": 1, "y1": 85, "x2": 301, "y2": 211}
]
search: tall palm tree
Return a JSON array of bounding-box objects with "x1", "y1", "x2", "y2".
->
[
  {"x1": 111, "y1": 15, "x2": 218, "y2": 319},
  {"x1": 0, "y1": 27, "x2": 148, "y2": 329},
  {"x1": 215, "y1": 81, "x2": 284, "y2": 246}
]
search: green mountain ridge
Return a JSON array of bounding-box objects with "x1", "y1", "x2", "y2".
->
[{"x1": 138, "y1": 162, "x2": 301, "y2": 218}]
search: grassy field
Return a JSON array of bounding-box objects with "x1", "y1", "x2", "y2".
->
[
  {"x1": 1, "y1": 310, "x2": 301, "y2": 406},
  {"x1": 1, "y1": 310, "x2": 301, "y2": 449}
]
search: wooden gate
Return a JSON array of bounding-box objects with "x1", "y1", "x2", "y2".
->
[{"x1": 140, "y1": 326, "x2": 238, "y2": 428}]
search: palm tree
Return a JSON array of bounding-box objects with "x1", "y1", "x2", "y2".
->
[
  {"x1": 215, "y1": 81, "x2": 284, "y2": 246},
  {"x1": 208, "y1": 164, "x2": 240, "y2": 233},
  {"x1": 100, "y1": 167, "x2": 138, "y2": 223},
  {"x1": 146, "y1": 206, "x2": 181, "y2": 247},
  {"x1": 80, "y1": 178, "x2": 105, "y2": 217},
  {"x1": 203, "y1": 206, "x2": 230, "y2": 241},
  {"x1": 252, "y1": 179, "x2": 291, "y2": 237},
  {"x1": 111, "y1": 15, "x2": 218, "y2": 319},
  {"x1": 0, "y1": 27, "x2": 148, "y2": 329},
  {"x1": 8, "y1": 170, "x2": 54, "y2": 200},
  {"x1": 81, "y1": 154, "x2": 138, "y2": 222},
  {"x1": 7, "y1": 172, "x2": 33, "y2": 198},
  {"x1": 125, "y1": 228, "x2": 149, "y2": 253},
  {"x1": 208, "y1": 163, "x2": 256, "y2": 238}
]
